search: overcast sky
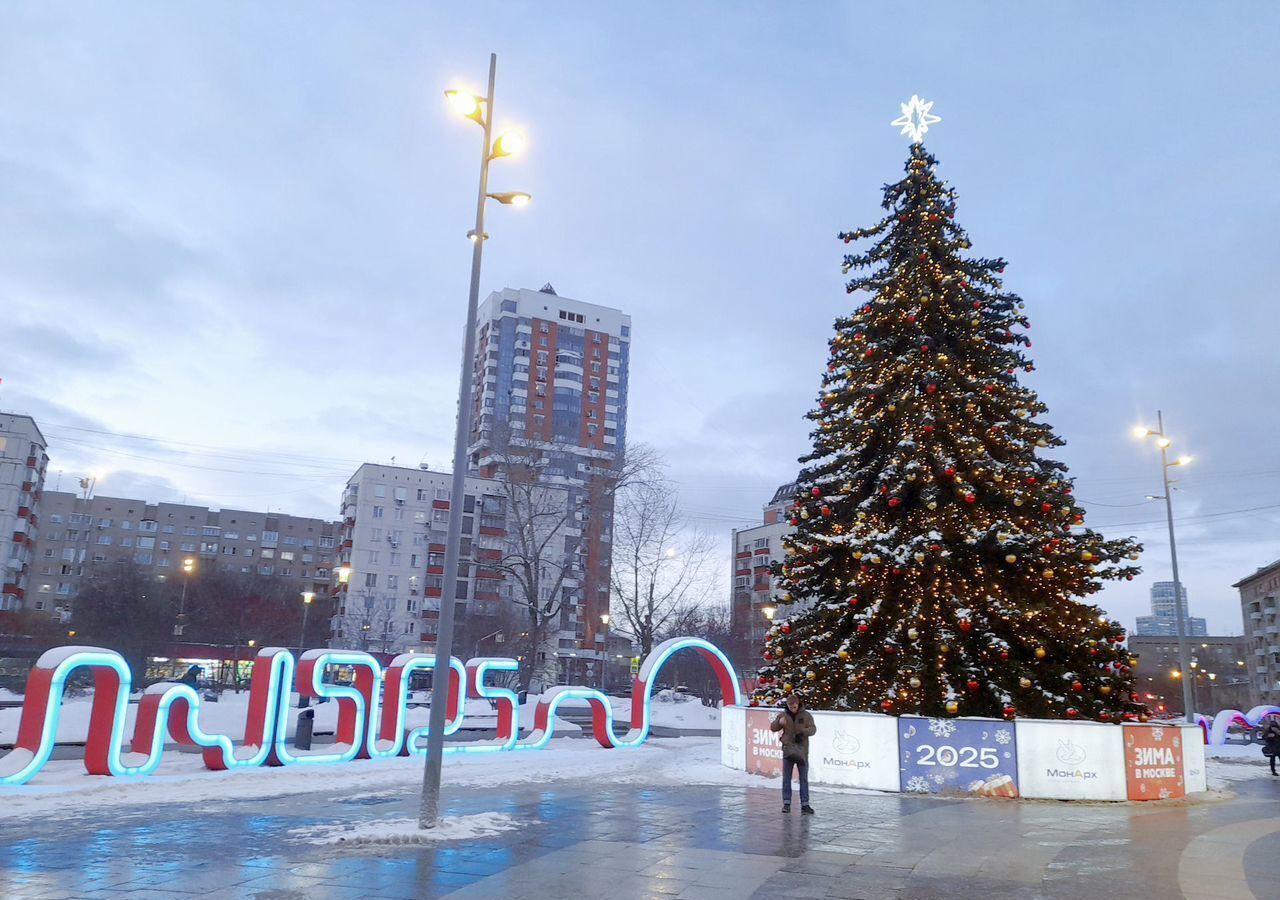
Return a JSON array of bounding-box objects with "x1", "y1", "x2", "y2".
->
[{"x1": 3, "y1": 3, "x2": 1278, "y2": 635}]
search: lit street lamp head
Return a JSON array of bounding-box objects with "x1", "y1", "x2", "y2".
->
[
  {"x1": 491, "y1": 131, "x2": 525, "y2": 159},
  {"x1": 1131, "y1": 426, "x2": 1151, "y2": 439},
  {"x1": 487, "y1": 191, "x2": 531, "y2": 207},
  {"x1": 762, "y1": 605, "x2": 776, "y2": 621},
  {"x1": 301, "y1": 591, "x2": 315, "y2": 605},
  {"x1": 444, "y1": 89, "x2": 484, "y2": 123}
]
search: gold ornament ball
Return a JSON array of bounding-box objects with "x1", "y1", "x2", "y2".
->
[
  {"x1": 909, "y1": 676, "x2": 922, "y2": 688},
  {"x1": 914, "y1": 552, "x2": 926, "y2": 562},
  {"x1": 1128, "y1": 551, "x2": 1140, "y2": 560},
  {"x1": 1013, "y1": 497, "x2": 1024, "y2": 506},
  {"x1": 1042, "y1": 569, "x2": 1054, "y2": 579},
  {"x1": 783, "y1": 682, "x2": 793, "y2": 692},
  {"x1": 940, "y1": 643, "x2": 950, "y2": 653},
  {"x1": 928, "y1": 501, "x2": 938, "y2": 510},
  {"x1": 1034, "y1": 647, "x2": 1047, "y2": 659},
  {"x1": 1005, "y1": 554, "x2": 1018, "y2": 564},
  {"x1": 837, "y1": 649, "x2": 849, "y2": 660},
  {"x1": 907, "y1": 627, "x2": 919, "y2": 640},
  {"x1": 806, "y1": 670, "x2": 816, "y2": 681},
  {"x1": 945, "y1": 700, "x2": 959, "y2": 715},
  {"x1": 1100, "y1": 685, "x2": 1112, "y2": 695},
  {"x1": 1019, "y1": 677, "x2": 1032, "y2": 688},
  {"x1": 1081, "y1": 551, "x2": 1094, "y2": 561}
]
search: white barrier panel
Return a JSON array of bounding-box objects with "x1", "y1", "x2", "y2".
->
[
  {"x1": 721, "y1": 708, "x2": 1205, "y2": 802},
  {"x1": 807, "y1": 711, "x2": 900, "y2": 792},
  {"x1": 1015, "y1": 719, "x2": 1126, "y2": 801},
  {"x1": 720, "y1": 705, "x2": 746, "y2": 771},
  {"x1": 1181, "y1": 724, "x2": 1207, "y2": 794}
]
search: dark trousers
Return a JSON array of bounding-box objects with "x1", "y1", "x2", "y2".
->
[{"x1": 782, "y1": 757, "x2": 809, "y2": 805}]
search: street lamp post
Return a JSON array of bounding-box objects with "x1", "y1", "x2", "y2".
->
[
  {"x1": 174, "y1": 557, "x2": 195, "y2": 637},
  {"x1": 600, "y1": 614, "x2": 610, "y2": 691},
  {"x1": 421, "y1": 53, "x2": 531, "y2": 830},
  {"x1": 1134, "y1": 412, "x2": 1195, "y2": 718},
  {"x1": 299, "y1": 591, "x2": 315, "y2": 655}
]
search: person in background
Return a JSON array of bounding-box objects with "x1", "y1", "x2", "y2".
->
[
  {"x1": 1261, "y1": 716, "x2": 1280, "y2": 775},
  {"x1": 771, "y1": 693, "x2": 817, "y2": 814}
]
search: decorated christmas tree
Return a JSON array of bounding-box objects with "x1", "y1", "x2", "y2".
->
[{"x1": 755, "y1": 100, "x2": 1145, "y2": 722}]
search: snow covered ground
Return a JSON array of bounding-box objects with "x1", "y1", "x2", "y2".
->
[
  {"x1": 2, "y1": 733, "x2": 1265, "y2": 818},
  {"x1": 0, "y1": 736, "x2": 754, "y2": 817}
]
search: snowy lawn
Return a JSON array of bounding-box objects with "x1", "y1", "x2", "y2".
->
[{"x1": 0, "y1": 736, "x2": 758, "y2": 816}]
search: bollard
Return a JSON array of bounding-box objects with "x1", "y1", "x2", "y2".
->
[{"x1": 296, "y1": 708, "x2": 315, "y2": 751}]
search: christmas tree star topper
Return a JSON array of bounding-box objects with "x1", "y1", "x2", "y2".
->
[{"x1": 891, "y1": 95, "x2": 941, "y2": 144}]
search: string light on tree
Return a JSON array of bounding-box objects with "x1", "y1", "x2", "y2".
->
[{"x1": 754, "y1": 100, "x2": 1145, "y2": 724}]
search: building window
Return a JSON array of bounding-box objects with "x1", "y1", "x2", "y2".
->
[
  {"x1": 372, "y1": 506, "x2": 385, "y2": 519},
  {"x1": 388, "y1": 574, "x2": 399, "y2": 590},
  {"x1": 365, "y1": 573, "x2": 378, "y2": 587}
]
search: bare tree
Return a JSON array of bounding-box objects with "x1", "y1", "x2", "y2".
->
[
  {"x1": 610, "y1": 469, "x2": 718, "y2": 657},
  {"x1": 480, "y1": 424, "x2": 658, "y2": 693},
  {"x1": 335, "y1": 588, "x2": 397, "y2": 653}
]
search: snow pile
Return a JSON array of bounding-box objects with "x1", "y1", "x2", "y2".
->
[{"x1": 292, "y1": 812, "x2": 525, "y2": 845}]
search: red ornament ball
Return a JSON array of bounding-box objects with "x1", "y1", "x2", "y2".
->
[
  {"x1": 1066, "y1": 708, "x2": 1079, "y2": 718},
  {"x1": 922, "y1": 425, "x2": 935, "y2": 434},
  {"x1": 944, "y1": 467, "x2": 956, "y2": 478},
  {"x1": 926, "y1": 383, "x2": 937, "y2": 394},
  {"x1": 999, "y1": 651, "x2": 1009, "y2": 660},
  {"x1": 966, "y1": 679, "x2": 980, "y2": 692},
  {"x1": 811, "y1": 487, "x2": 821, "y2": 497},
  {"x1": 781, "y1": 624, "x2": 791, "y2": 634},
  {"x1": 1071, "y1": 681, "x2": 1083, "y2": 692},
  {"x1": 820, "y1": 505, "x2": 831, "y2": 516},
  {"x1": 1041, "y1": 502, "x2": 1053, "y2": 512},
  {"x1": 881, "y1": 699, "x2": 894, "y2": 710},
  {"x1": 964, "y1": 493, "x2": 976, "y2": 504},
  {"x1": 1002, "y1": 706, "x2": 1016, "y2": 718},
  {"x1": 857, "y1": 623, "x2": 869, "y2": 633},
  {"x1": 958, "y1": 619, "x2": 972, "y2": 632},
  {"x1": 888, "y1": 497, "x2": 901, "y2": 508}
]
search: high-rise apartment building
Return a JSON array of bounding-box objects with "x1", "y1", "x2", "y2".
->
[
  {"x1": 469, "y1": 285, "x2": 630, "y2": 683},
  {"x1": 1135, "y1": 580, "x2": 1207, "y2": 637},
  {"x1": 330, "y1": 463, "x2": 560, "y2": 656},
  {"x1": 1235, "y1": 558, "x2": 1280, "y2": 704},
  {"x1": 30, "y1": 492, "x2": 339, "y2": 620},
  {"x1": 730, "y1": 482, "x2": 797, "y2": 666},
  {"x1": 0, "y1": 414, "x2": 49, "y2": 612}
]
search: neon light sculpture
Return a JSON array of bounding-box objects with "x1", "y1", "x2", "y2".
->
[
  {"x1": 1194, "y1": 705, "x2": 1280, "y2": 745},
  {"x1": 0, "y1": 635, "x2": 739, "y2": 786}
]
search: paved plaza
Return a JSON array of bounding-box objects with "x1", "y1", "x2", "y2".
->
[{"x1": 2, "y1": 757, "x2": 1279, "y2": 899}]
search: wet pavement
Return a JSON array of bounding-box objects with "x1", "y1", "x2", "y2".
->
[{"x1": 2, "y1": 767, "x2": 1279, "y2": 898}]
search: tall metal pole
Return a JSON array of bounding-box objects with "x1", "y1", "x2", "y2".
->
[
  {"x1": 1158, "y1": 410, "x2": 1195, "y2": 719},
  {"x1": 420, "y1": 52, "x2": 496, "y2": 829},
  {"x1": 298, "y1": 599, "x2": 311, "y2": 654}
]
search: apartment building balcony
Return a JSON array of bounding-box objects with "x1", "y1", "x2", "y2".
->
[{"x1": 1251, "y1": 611, "x2": 1264, "y2": 621}]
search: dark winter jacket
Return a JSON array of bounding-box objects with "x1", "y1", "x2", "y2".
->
[
  {"x1": 770, "y1": 705, "x2": 817, "y2": 764},
  {"x1": 1261, "y1": 719, "x2": 1280, "y2": 756}
]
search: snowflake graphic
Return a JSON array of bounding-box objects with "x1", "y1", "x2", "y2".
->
[
  {"x1": 927, "y1": 718, "x2": 958, "y2": 738},
  {"x1": 1151, "y1": 726, "x2": 1166, "y2": 742},
  {"x1": 931, "y1": 773, "x2": 947, "y2": 785},
  {"x1": 995, "y1": 729, "x2": 1012, "y2": 745},
  {"x1": 1158, "y1": 788, "x2": 1172, "y2": 800},
  {"x1": 905, "y1": 776, "x2": 931, "y2": 793}
]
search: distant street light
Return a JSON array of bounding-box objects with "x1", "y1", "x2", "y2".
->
[
  {"x1": 1133, "y1": 411, "x2": 1195, "y2": 718},
  {"x1": 299, "y1": 591, "x2": 315, "y2": 654},
  {"x1": 423, "y1": 52, "x2": 531, "y2": 831},
  {"x1": 762, "y1": 606, "x2": 776, "y2": 621},
  {"x1": 174, "y1": 557, "x2": 196, "y2": 637}
]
